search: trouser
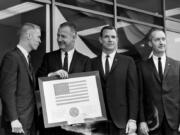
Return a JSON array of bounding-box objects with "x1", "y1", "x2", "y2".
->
[
  {"x1": 91, "y1": 120, "x2": 126, "y2": 135},
  {"x1": 4, "y1": 121, "x2": 36, "y2": 135},
  {"x1": 149, "y1": 116, "x2": 180, "y2": 135}
]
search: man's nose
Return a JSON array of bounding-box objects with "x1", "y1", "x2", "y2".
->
[
  {"x1": 58, "y1": 36, "x2": 63, "y2": 41},
  {"x1": 108, "y1": 37, "x2": 113, "y2": 42}
]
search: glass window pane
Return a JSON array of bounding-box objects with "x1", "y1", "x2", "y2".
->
[
  {"x1": 117, "y1": 20, "x2": 152, "y2": 61},
  {"x1": 166, "y1": 31, "x2": 180, "y2": 61},
  {"x1": 165, "y1": 0, "x2": 180, "y2": 10},
  {"x1": 117, "y1": 9, "x2": 163, "y2": 26},
  {"x1": 166, "y1": 20, "x2": 180, "y2": 32},
  {"x1": 56, "y1": 0, "x2": 113, "y2": 14},
  {"x1": 165, "y1": 0, "x2": 180, "y2": 20},
  {"x1": 0, "y1": 0, "x2": 23, "y2": 10},
  {"x1": 117, "y1": 0, "x2": 162, "y2": 14}
]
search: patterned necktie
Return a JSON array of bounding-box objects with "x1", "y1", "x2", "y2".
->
[
  {"x1": 158, "y1": 57, "x2": 163, "y2": 81},
  {"x1": 105, "y1": 55, "x2": 110, "y2": 75},
  {"x1": 63, "y1": 52, "x2": 68, "y2": 72}
]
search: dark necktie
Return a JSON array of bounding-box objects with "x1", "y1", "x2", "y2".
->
[
  {"x1": 105, "y1": 55, "x2": 110, "y2": 75},
  {"x1": 28, "y1": 54, "x2": 34, "y2": 81},
  {"x1": 158, "y1": 57, "x2": 163, "y2": 81},
  {"x1": 63, "y1": 52, "x2": 68, "y2": 72}
]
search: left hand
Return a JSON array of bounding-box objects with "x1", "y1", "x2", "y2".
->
[
  {"x1": 126, "y1": 119, "x2": 137, "y2": 134},
  {"x1": 178, "y1": 124, "x2": 180, "y2": 132}
]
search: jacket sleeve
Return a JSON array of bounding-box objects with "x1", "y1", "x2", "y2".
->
[
  {"x1": 0, "y1": 53, "x2": 18, "y2": 121},
  {"x1": 137, "y1": 62, "x2": 145, "y2": 122},
  {"x1": 127, "y1": 58, "x2": 139, "y2": 121},
  {"x1": 36, "y1": 54, "x2": 50, "y2": 78}
]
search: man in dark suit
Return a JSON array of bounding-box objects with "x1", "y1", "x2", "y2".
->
[
  {"x1": 36, "y1": 22, "x2": 90, "y2": 135},
  {"x1": 0, "y1": 23, "x2": 41, "y2": 135},
  {"x1": 91, "y1": 25, "x2": 139, "y2": 135},
  {"x1": 37, "y1": 22, "x2": 90, "y2": 78},
  {"x1": 139, "y1": 28, "x2": 180, "y2": 135}
]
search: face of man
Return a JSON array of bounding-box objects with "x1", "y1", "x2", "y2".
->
[
  {"x1": 149, "y1": 30, "x2": 166, "y2": 56},
  {"x1": 57, "y1": 26, "x2": 76, "y2": 52},
  {"x1": 99, "y1": 29, "x2": 118, "y2": 54},
  {"x1": 29, "y1": 28, "x2": 41, "y2": 50}
]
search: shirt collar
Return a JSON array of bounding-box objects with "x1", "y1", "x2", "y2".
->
[
  {"x1": 17, "y1": 44, "x2": 29, "y2": 59},
  {"x1": 61, "y1": 48, "x2": 75, "y2": 56},
  {"x1": 102, "y1": 51, "x2": 116, "y2": 59},
  {"x1": 152, "y1": 53, "x2": 166, "y2": 61}
]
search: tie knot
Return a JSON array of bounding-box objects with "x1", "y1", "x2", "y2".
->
[
  {"x1": 158, "y1": 57, "x2": 161, "y2": 61},
  {"x1": 106, "y1": 55, "x2": 109, "y2": 58},
  {"x1": 65, "y1": 52, "x2": 68, "y2": 56}
]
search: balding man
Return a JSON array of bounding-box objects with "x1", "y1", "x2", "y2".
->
[
  {"x1": 0, "y1": 23, "x2": 41, "y2": 135},
  {"x1": 37, "y1": 22, "x2": 90, "y2": 135}
]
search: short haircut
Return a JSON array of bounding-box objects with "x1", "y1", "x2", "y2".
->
[
  {"x1": 59, "y1": 22, "x2": 77, "y2": 34},
  {"x1": 18, "y1": 22, "x2": 40, "y2": 38},
  {"x1": 148, "y1": 28, "x2": 165, "y2": 41},
  {"x1": 100, "y1": 25, "x2": 117, "y2": 37}
]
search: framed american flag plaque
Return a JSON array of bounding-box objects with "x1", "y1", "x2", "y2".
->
[{"x1": 38, "y1": 71, "x2": 107, "y2": 128}]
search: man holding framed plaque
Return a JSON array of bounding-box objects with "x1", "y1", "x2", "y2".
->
[
  {"x1": 37, "y1": 22, "x2": 91, "y2": 135},
  {"x1": 91, "y1": 25, "x2": 139, "y2": 135}
]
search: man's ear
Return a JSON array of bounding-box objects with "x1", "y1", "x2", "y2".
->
[
  {"x1": 148, "y1": 41, "x2": 152, "y2": 47},
  {"x1": 26, "y1": 30, "x2": 32, "y2": 40},
  {"x1": 99, "y1": 37, "x2": 102, "y2": 44},
  {"x1": 73, "y1": 33, "x2": 77, "y2": 40}
]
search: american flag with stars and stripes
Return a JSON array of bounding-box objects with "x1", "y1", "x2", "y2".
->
[{"x1": 53, "y1": 80, "x2": 89, "y2": 106}]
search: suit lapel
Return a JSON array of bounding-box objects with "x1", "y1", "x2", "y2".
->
[
  {"x1": 109, "y1": 53, "x2": 119, "y2": 74},
  {"x1": 69, "y1": 50, "x2": 77, "y2": 73},
  {"x1": 163, "y1": 57, "x2": 171, "y2": 79},
  {"x1": 97, "y1": 55, "x2": 105, "y2": 79},
  {"x1": 16, "y1": 48, "x2": 34, "y2": 82},
  {"x1": 57, "y1": 49, "x2": 63, "y2": 69},
  {"x1": 149, "y1": 58, "x2": 161, "y2": 83}
]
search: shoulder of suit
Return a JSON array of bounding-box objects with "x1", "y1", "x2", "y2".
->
[
  {"x1": 116, "y1": 53, "x2": 134, "y2": 62},
  {"x1": 3, "y1": 48, "x2": 19, "y2": 59},
  {"x1": 91, "y1": 54, "x2": 100, "y2": 61},
  {"x1": 167, "y1": 56, "x2": 178, "y2": 62},
  {"x1": 43, "y1": 49, "x2": 60, "y2": 57},
  {"x1": 166, "y1": 57, "x2": 180, "y2": 66},
  {"x1": 1, "y1": 48, "x2": 20, "y2": 67},
  {"x1": 75, "y1": 50, "x2": 90, "y2": 60}
]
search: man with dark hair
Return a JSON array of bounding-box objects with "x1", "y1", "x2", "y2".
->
[
  {"x1": 91, "y1": 25, "x2": 139, "y2": 135},
  {"x1": 0, "y1": 23, "x2": 41, "y2": 135},
  {"x1": 139, "y1": 28, "x2": 180, "y2": 135},
  {"x1": 37, "y1": 22, "x2": 90, "y2": 135}
]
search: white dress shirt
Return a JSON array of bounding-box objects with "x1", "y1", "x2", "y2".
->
[
  {"x1": 61, "y1": 49, "x2": 75, "y2": 71},
  {"x1": 152, "y1": 53, "x2": 166, "y2": 74},
  {"x1": 101, "y1": 51, "x2": 116, "y2": 74}
]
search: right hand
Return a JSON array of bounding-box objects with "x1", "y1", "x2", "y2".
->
[
  {"x1": 48, "y1": 69, "x2": 68, "y2": 79},
  {"x1": 11, "y1": 119, "x2": 24, "y2": 134},
  {"x1": 139, "y1": 122, "x2": 149, "y2": 135}
]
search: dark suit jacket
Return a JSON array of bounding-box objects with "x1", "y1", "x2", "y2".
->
[
  {"x1": 138, "y1": 57, "x2": 180, "y2": 130},
  {"x1": 91, "y1": 53, "x2": 139, "y2": 129},
  {"x1": 37, "y1": 49, "x2": 91, "y2": 77},
  {"x1": 0, "y1": 48, "x2": 36, "y2": 130},
  {"x1": 36, "y1": 49, "x2": 90, "y2": 135}
]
